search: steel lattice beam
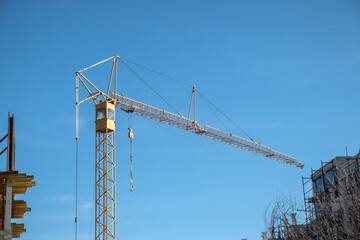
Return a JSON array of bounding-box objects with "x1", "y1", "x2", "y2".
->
[
  {"x1": 95, "y1": 131, "x2": 116, "y2": 240},
  {"x1": 114, "y1": 93, "x2": 304, "y2": 168}
]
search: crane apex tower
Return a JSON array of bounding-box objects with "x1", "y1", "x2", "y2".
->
[{"x1": 95, "y1": 101, "x2": 115, "y2": 132}]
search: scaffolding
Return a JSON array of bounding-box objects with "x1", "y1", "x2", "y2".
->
[{"x1": 301, "y1": 175, "x2": 315, "y2": 225}]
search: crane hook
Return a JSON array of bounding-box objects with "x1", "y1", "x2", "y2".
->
[{"x1": 128, "y1": 127, "x2": 134, "y2": 140}]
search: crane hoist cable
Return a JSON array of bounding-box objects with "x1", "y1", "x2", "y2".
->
[
  {"x1": 128, "y1": 113, "x2": 134, "y2": 192},
  {"x1": 128, "y1": 127, "x2": 134, "y2": 192},
  {"x1": 75, "y1": 76, "x2": 79, "y2": 240},
  {"x1": 75, "y1": 138, "x2": 78, "y2": 240}
]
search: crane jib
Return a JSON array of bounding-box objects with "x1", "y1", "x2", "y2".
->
[{"x1": 114, "y1": 94, "x2": 305, "y2": 168}]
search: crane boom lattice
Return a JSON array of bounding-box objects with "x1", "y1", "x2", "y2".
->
[{"x1": 114, "y1": 93, "x2": 304, "y2": 168}]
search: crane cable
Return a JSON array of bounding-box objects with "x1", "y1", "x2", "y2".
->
[
  {"x1": 119, "y1": 57, "x2": 256, "y2": 142},
  {"x1": 197, "y1": 90, "x2": 256, "y2": 142},
  {"x1": 121, "y1": 57, "x2": 192, "y2": 88},
  {"x1": 75, "y1": 138, "x2": 78, "y2": 240},
  {"x1": 128, "y1": 114, "x2": 134, "y2": 192},
  {"x1": 199, "y1": 93, "x2": 231, "y2": 134},
  {"x1": 75, "y1": 75, "x2": 79, "y2": 240},
  {"x1": 120, "y1": 59, "x2": 183, "y2": 117},
  {"x1": 129, "y1": 134, "x2": 133, "y2": 192}
]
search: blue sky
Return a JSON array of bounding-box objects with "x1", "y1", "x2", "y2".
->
[{"x1": 0, "y1": 1, "x2": 359, "y2": 239}]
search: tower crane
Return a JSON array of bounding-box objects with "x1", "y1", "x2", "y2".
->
[{"x1": 75, "y1": 55, "x2": 304, "y2": 240}]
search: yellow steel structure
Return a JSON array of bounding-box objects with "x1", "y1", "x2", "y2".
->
[
  {"x1": 76, "y1": 56, "x2": 118, "y2": 240},
  {"x1": 114, "y1": 93, "x2": 304, "y2": 167},
  {"x1": 95, "y1": 101, "x2": 116, "y2": 240},
  {"x1": 76, "y1": 55, "x2": 304, "y2": 240}
]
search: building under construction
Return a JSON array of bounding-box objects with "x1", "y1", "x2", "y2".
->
[
  {"x1": 309, "y1": 153, "x2": 360, "y2": 239},
  {"x1": 263, "y1": 152, "x2": 360, "y2": 240},
  {"x1": 0, "y1": 114, "x2": 35, "y2": 239}
]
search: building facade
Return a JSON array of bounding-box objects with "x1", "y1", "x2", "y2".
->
[
  {"x1": 264, "y1": 153, "x2": 360, "y2": 240},
  {"x1": 310, "y1": 153, "x2": 360, "y2": 239}
]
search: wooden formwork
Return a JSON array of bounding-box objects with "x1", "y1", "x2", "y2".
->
[{"x1": 0, "y1": 172, "x2": 35, "y2": 238}]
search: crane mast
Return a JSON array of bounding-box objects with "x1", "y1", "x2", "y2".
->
[
  {"x1": 75, "y1": 55, "x2": 304, "y2": 240},
  {"x1": 94, "y1": 101, "x2": 116, "y2": 240}
]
